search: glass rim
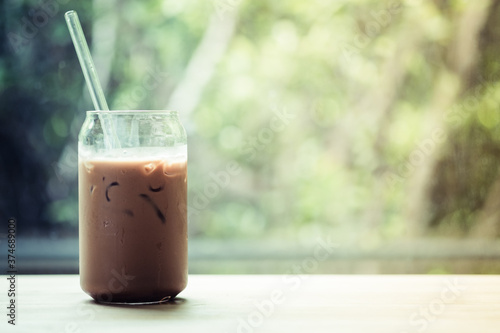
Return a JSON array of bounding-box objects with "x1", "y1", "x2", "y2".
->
[{"x1": 86, "y1": 110, "x2": 178, "y2": 116}]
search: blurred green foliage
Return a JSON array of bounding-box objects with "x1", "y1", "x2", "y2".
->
[{"x1": 1, "y1": 0, "x2": 500, "y2": 248}]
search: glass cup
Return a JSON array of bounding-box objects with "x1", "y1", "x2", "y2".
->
[{"x1": 78, "y1": 110, "x2": 187, "y2": 304}]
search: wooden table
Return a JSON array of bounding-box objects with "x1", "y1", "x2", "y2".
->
[{"x1": 1, "y1": 275, "x2": 500, "y2": 332}]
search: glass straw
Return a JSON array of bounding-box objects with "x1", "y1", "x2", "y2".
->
[
  {"x1": 64, "y1": 10, "x2": 109, "y2": 111},
  {"x1": 65, "y1": 10, "x2": 120, "y2": 150}
]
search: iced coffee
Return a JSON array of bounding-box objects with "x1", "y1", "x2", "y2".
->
[{"x1": 78, "y1": 111, "x2": 187, "y2": 304}]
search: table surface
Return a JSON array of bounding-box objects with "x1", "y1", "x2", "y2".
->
[{"x1": 1, "y1": 275, "x2": 500, "y2": 333}]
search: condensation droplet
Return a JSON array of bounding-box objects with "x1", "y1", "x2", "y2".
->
[
  {"x1": 84, "y1": 161, "x2": 94, "y2": 173},
  {"x1": 177, "y1": 201, "x2": 186, "y2": 213},
  {"x1": 144, "y1": 162, "x2": 157, "y2": 174},
  {"x1": 163, "y1": 162, "x2": 182, "y2": 177}
]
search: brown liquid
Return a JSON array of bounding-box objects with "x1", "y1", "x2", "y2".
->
[{"x1": 78, "y1": 157, "x2": 187, "y2": 303}]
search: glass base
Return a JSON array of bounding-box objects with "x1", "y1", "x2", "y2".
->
[{"x1": 94, "y1": 295, "x2": 177, "y2": 305}]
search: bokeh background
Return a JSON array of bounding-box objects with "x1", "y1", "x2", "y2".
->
[{"x1": 1, "y1": 0, "x2": 500, "y2": 273}]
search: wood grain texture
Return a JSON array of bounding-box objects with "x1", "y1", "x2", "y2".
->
[{"x1": 1, "y1": 275, "x2": 500, "y2": 333}]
